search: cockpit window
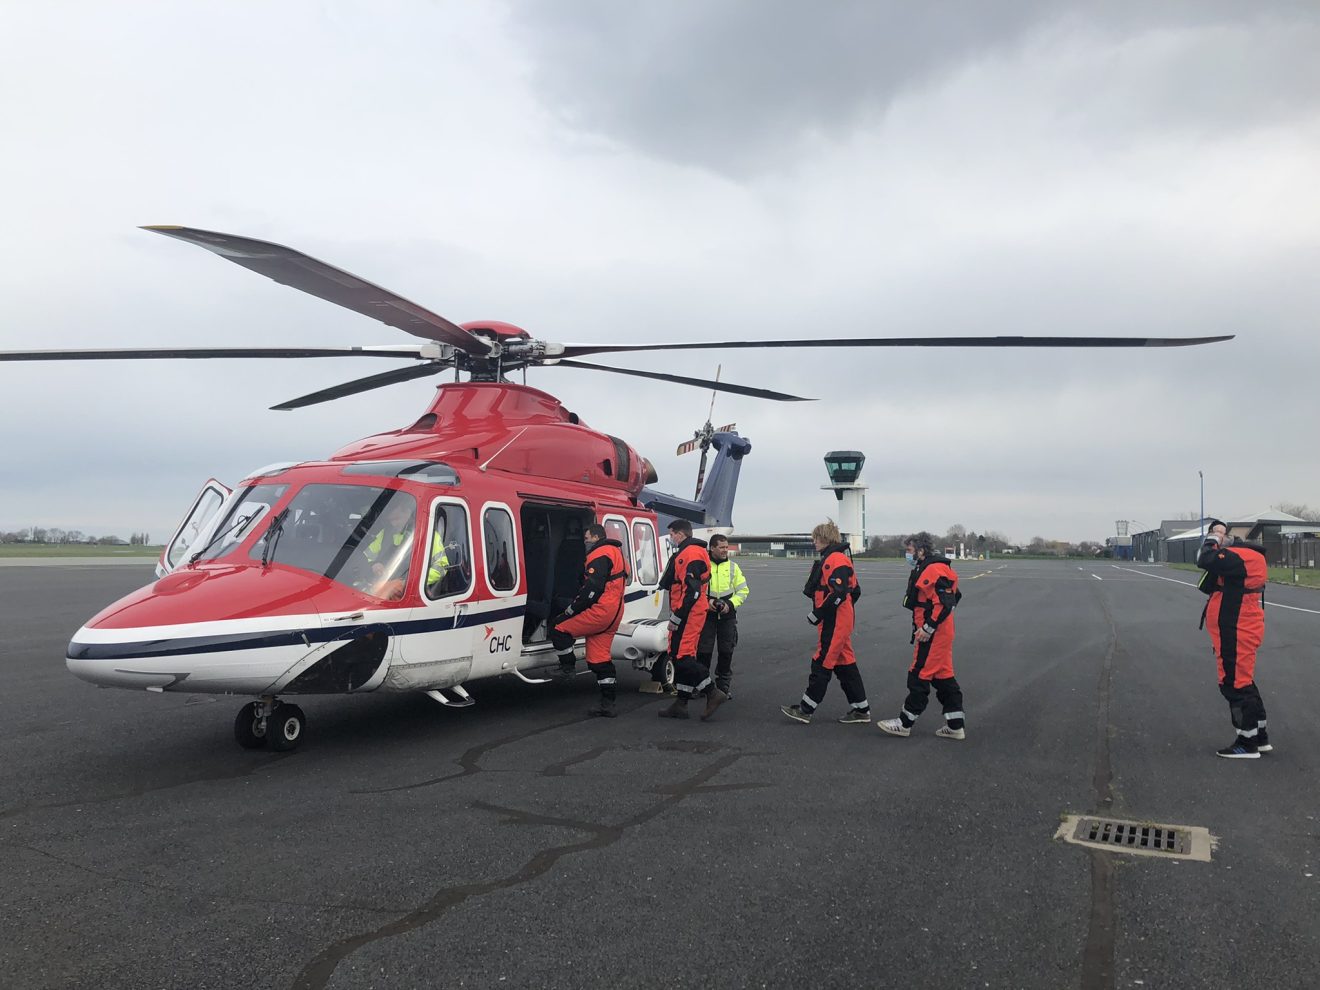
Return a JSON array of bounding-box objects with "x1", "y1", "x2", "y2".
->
[
  {"x1": 192, "y1": 484, "x2": 289, "y2": 563},
  {"x1": 250, "y1": 484, "x2": 419, "y2": 600}
]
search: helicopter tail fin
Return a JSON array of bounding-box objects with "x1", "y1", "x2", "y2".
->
[{"x1": 642, "y1": 432, "x2": 752, "y2": 533}]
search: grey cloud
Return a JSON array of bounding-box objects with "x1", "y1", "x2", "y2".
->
[{"x1": 508, "y1": 0, "x2": 1320, "y2": 175}]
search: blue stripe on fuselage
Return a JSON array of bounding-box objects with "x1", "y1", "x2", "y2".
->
[{"x1": 67, "y1": 603, "x2": 528, "y2": 662}]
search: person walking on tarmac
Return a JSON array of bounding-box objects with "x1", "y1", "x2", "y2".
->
[
  {"x1": 780, "y1": 520, "x2": 871, "y2": 725},
  {"x1": 550, "y1": 523, "x2": 630, "y2": 718},
  {"x1": 698, "y1": 533, "x2": 749, "y2": 700},
  {"x1": 658, "y1": 520, "x2": 728, "y2": 721},
  {"x1": 878, "y1": 535, "x2": 966, "y2": 739},
  {"x1": 1197, "y1": 519, "x2": 1271, "y2": 759}
]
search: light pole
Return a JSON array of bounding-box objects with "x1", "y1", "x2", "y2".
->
[{"x1": 1199, "y1": 470, "x2": 1204, "y2": 541}]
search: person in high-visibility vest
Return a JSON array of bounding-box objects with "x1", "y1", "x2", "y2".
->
[
  {"x1": 551, "y1": 523, "x2": 630, "y2": 717},
  {"x1": 1198, "y1": 519, "x2": 1271, "y2": 759},
  {"x1": 698, "y1": 533, "x2": 749, "y2": 699},
  {"x1": 364, "y1": 499, "x2": 450, "y2": 600},
  {"x1": 878, "y1": 534, "x2": 965, "y2": 739}
]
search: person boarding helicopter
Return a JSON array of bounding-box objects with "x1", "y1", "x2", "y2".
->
[{"x1": 550, "y1": 523, "x2": 630, "y2": 718}]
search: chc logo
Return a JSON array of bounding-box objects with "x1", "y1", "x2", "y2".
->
[{"x1": 484, "y1": 625, "x2": 512, "y2": 653}]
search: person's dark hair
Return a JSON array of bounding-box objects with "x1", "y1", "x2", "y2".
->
[
  {"x1": 709, "y1": 533, "x2": 729, "y2": 547},
  {"x1": 906, "y1": 534, "x2": 935, "y2": 556},
  {"x1": 1205, "y1": 518, "x2": 1227, "y2": 532},
  {"x1": 668, "y1": 519, "x2": 693, "y2": 538},
  {"x1": 585, "y1": 523, "x2": 607, "y2": 541}
]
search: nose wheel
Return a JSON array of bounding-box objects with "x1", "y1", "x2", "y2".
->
[{"x1": 234, "y1": 698, "x2": 307, "y2": 751}]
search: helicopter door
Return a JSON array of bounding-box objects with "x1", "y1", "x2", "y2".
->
[
  {"x1": 472, "y1": 502, "x2": 522, "y2": 677},
  {"x1": 394, "y1": 498, "x2": 477, "y2": 689},
  {"x1": 157, "y1": 479, "x2": 232, "y2": 578}
]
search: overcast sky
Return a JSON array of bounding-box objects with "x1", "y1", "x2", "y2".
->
[{"x1": 2, "y1": 1, "x2": 1317, "y2": 545}]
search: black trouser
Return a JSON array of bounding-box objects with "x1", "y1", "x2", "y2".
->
[
  {"x1": 1219, "y1": 680, "x2": 1266, "y2": 741},
  {"x1": 697, "y1": 611, "x2": 738, "y2": 692},
  {"x1": 591, "y1": 659, "x2": 618, "y2": 702},
  {"x1": 800, "y1": 660, "x2": 868, "y2": 715},
  {"x1": 900, "y1": 671, "x2": 965, "y2": 729},
  {"x1": 674, "y1": 656, "x2": 713, "y2": 698}
]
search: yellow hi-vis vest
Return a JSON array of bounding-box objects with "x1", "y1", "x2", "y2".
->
[
  {"x1": 708, "y1": 559, "x2": 749, "y2": 608},
  {"x1": 368, "y1": 527, "x2": 449, "y2": 587}
]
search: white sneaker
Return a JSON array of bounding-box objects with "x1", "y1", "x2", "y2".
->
[
  {"x1": 935, "y1": 725, "x2": 966, "y2": 740},
  {"x1": 877, "y1": 718, "x2": 910, "y2": 737}
]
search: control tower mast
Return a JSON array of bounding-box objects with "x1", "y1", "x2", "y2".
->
[{"x1": 822, "y1": 450, "x2": 868, "y2": 549}]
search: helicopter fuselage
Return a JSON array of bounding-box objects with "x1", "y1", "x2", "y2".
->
[{"x1": 66, "y1": 383, "x2": 673, "y2": 711}]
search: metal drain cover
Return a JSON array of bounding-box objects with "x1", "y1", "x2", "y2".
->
[{"x1": 1055, "y1": 814, "x2": 1215, "y2": 861}]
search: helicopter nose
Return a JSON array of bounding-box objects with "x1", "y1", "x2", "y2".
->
[{"x1": 66, "y1": 566, "x2": 330, "y2": 693}]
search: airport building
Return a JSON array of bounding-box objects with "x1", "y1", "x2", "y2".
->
[{"x1": 1131, "y1": 511, "x2": 1319, "y2": 565}]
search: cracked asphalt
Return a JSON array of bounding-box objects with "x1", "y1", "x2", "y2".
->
[{"x1": 2, "y1": 558, "x2": 1318, "y2": 989}]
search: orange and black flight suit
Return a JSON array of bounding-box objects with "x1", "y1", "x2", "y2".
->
[
  {"x1": 796, "y1": 543, "x2": 869, "y2": 716},
  {"x1": 552, "y1": 539, "x2": 629, "y2": 704},
  {"x1": 657, "y1": 536, "x2": 712, "y2": 697},
  {"x1": 899, "y1": 555, "x2": 964, "y2": 731},
  {"x1": 1197, "y1": 537, "x2": 1269, "y2": 747}
]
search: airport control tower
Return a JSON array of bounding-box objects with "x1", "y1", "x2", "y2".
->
[{"x1": 822, "y1": 450, "x2": 868, "y2": 549}]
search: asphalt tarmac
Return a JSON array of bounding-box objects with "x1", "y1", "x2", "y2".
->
[{"x1": 2, "y1": 558, "x2": 1317, "y2": 990}]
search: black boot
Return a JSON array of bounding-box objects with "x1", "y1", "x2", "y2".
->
[
  {"x1": 658, "y1": 697, "x2": 690, "y2": 719},
  {"x1": 588, "y1": 693, "x2": 617, "y2": 718},
  {"x1": 554, "y1": 653, "x2": 576, "y2": 679},
  {"x1": 701, "y1": 687, "x2": 729, "y2": 721}
]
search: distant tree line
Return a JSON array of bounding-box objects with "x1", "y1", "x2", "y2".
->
[
  {"x1": 0, "y1": 528, "x2": 151, "y2": 545},
  {"x1": 863, "y1": 523, "x2": 1103, "y2": 558}
]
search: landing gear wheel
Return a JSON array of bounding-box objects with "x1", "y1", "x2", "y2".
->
[
  {"x1": 268, "y1": 703, "x2": 306, "y2": 751},
  {"x1": 234, "y1": 702, "x2": 268, "y2": 749},
  {"x1": 662, "y1": 656, "x2": 675, "y2": 687}
]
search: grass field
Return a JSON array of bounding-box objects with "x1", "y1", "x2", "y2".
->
[
  {"x1": 0, "y1": 544, "x2": 163, "y2": 559},
  {"x1": 1168, "y1": 561, "x2": 1320, "y2": 590}
]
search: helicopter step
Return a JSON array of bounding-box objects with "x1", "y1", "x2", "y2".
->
[
  {"x1": 234, "y1": 697, "x2": 306, "y2": 751},
  {"x1": 425, "y1": 685, "x2": 475, "y2": 708}
]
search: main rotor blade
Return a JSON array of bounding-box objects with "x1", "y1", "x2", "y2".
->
[
  {"x1": 271, "y1": 362, "x2": 448, "y2": 411},
  {"x1": 556, "y1": 359, "x2": 812, "y2": 401},
  {"x1": 143, "y1": 226, "x2": 493, "y2": 356},
  {"x1": 0, "y1": 346, "x2": 426, "y2": 361},
  {"x1": 557, "y1": 334, "x2": 1235, "y2": 359}
]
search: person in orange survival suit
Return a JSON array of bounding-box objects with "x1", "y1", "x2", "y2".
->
[
  {"x1": 1197, "y1": 519, "x2": 1271, "y2": 759},
  {"x1": 780, "y1": 520, "x2": 871, "y2": 725},
  {"x1": 878, "y1": 534, "x2": 966, "y2": 740},
  {"x1": 550, "y1": 523, "x2": 630, "y2": 718},
  {"x1": 657, "y1": 519, "x2": 728, "y2": 721}
]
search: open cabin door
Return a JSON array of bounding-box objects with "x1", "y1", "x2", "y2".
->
[{"x1": 157, "y1": 479, "x2": 232, "y2": 578}]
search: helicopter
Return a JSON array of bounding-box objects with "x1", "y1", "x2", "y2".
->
[{"x1": 0, "y1": 226, "x2": 1234, "y2": 750}]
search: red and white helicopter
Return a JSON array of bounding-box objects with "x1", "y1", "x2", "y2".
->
[{"x1": 0, "y1": 226, "x2": 1232, "y2": 750}]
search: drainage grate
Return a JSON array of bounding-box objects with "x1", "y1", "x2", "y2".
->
[
  {"x1": 1074, "y1": 817, "x2": 1190, "y2": 855},
  {"x1": 1055, "y1": 814, "x2": 1214, "y2": 861}
]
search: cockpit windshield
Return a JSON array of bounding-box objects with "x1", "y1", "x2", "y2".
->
[
  {"x1": 191, "y1": 483, "x2": 289, "y2": 564},
  {"x1": 247, "y1": 483, "x2": 418, "y2": 599}
]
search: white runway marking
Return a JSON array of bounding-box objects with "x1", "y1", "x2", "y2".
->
[
  {"x1": 1111, "y1": 565, "x2": 1320, "y2": 614},
  {"x1": 1092, "y1": 574, "x2": 1102, "y2": 581}
]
